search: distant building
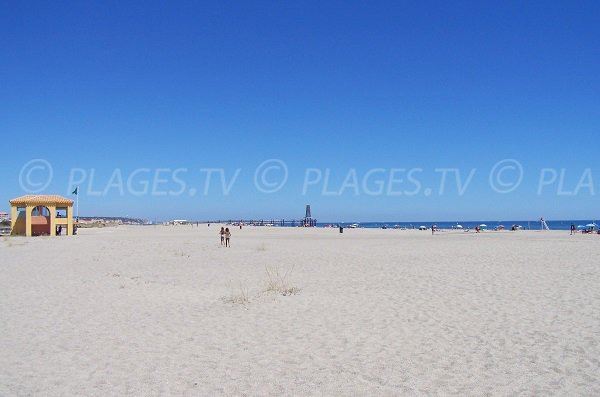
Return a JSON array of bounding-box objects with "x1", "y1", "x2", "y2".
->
[
  {"x1": 0, "y1": 211, "x2": 9, "y2": 222},
  {"x1": 303, "y1": 205, "x2": 316, "y2": 227}
]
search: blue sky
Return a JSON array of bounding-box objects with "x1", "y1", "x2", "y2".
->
[{"x1": 1, "y1": 1, "x2": 599, "y2": 222}]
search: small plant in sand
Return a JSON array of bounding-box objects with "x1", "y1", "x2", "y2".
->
[
  {"x1": 264, "y1": 264, "x2": 300, "y2": 296},
  {"x1": 256, "y1": 243, "x2": 267, "y2": 252},
  {"x1": 225, "y1": 281, "x2": 250, "y2": 305},
  {"x1": 2, "y1": 236, "x2": 26, "y2": 247},
  {"x1": 174, "y1": 250, "x2": 190, "y2": 258}
]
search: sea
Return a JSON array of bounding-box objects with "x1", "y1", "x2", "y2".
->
[{"x1": 319, "y1": 220, "x2": 598, "y2": 231}]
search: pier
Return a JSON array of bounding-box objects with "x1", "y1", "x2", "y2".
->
[
  {"x1": 206, "y1": 205, "x2": 317, "y2": 227},
  {"x1": 206, "y1": 218, "x2": 317, "y2": 227}
]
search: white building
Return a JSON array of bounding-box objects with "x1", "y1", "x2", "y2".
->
[{"x1": 0, "y1": 211, "x2": 9, "y2": 222}]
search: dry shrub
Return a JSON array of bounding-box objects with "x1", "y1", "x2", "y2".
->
[
  {"x1": 264, "y1": 264, "x2": 300, "y2": 296},
  {"x1": 225, "y1": 281, "x2": 250, "y2": 305},
  {"x1": 174, "y1": 250, "x2": 190, "y2": 258},
  {"x1": 2, "y1": 236, "x2": 27, "y2": 247},
  {"x1": 2, "y1": 236, "x2": 12, "y2": 247}
]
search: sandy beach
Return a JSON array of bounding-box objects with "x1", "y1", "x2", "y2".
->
[{"x1": 1, "y1": 225, "x2": 599, "y2": 396}]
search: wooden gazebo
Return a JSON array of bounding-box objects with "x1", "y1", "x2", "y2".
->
[{"x1": 10, "y1": 195, "x2": 74, "y2": 236}]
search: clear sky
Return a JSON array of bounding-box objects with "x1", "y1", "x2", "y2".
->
[{"x1": 1, "y1": 1, "x2": 599, "y2": 222}]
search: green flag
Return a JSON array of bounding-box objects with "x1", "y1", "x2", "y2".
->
[{"x1": 72, "y1": 187, "x2": 78, "y2": 195}]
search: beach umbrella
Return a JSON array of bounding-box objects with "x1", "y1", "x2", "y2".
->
[
  {"x1": 479, "y1": 224, "x2": 487, "y2": 228},
  {"x1": 577, "y1": 225, "x2": 586, "y2": 230}
]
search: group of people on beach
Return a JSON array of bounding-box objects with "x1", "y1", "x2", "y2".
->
[{"x1": 219, "y1": 227, "x2": 231, "y2": 247}]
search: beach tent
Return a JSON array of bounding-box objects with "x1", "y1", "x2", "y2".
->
[
  {"x1": 418, "y1": 225, "x2": 427, "y2": 230},
  {"x1": 479, "y1": 224, "x2": 488, "y2": 230},
  {"x1": 585, "y1": 223, "x2": 597, "y2": 231}
]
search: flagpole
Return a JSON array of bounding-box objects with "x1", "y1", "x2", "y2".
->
[{"x1": 76, "y1": 186, "x2": 79, "y2": 221}]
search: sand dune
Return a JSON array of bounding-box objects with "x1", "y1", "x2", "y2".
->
[{"x1": 1, "y1": 226, "x2": 599, "y2": 396}]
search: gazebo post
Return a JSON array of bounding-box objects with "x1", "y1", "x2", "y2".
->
[
  {"x1": 67, "y1": 205, "x2": 74, "y2": 236},
  {"x1": 49, "y1": 205, "x2": 56, "y2": 236},
  {"x1": 10, "y1": 205, "x2": 17, "y2": 232},
  {"x1": 25, "y1": 205, "x2": 33, "y2": 237}
]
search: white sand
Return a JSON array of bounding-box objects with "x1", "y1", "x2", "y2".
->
[{"x1": 1, "y1": 225, "x2": 599, "y2": 396}]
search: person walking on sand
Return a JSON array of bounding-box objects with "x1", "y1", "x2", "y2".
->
[
  {"x1": 219, "y1": 227, "x2": 225, "y2": 245},
  {"x1": 570, "y1": 223, "x2": 576, "y2": 235},
  {"x1": 431, "y1": 224, "x2": 436, "y2": 235},
  {"x1": 225, "y1": 227, "x2": 231, "y2": 247}
]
